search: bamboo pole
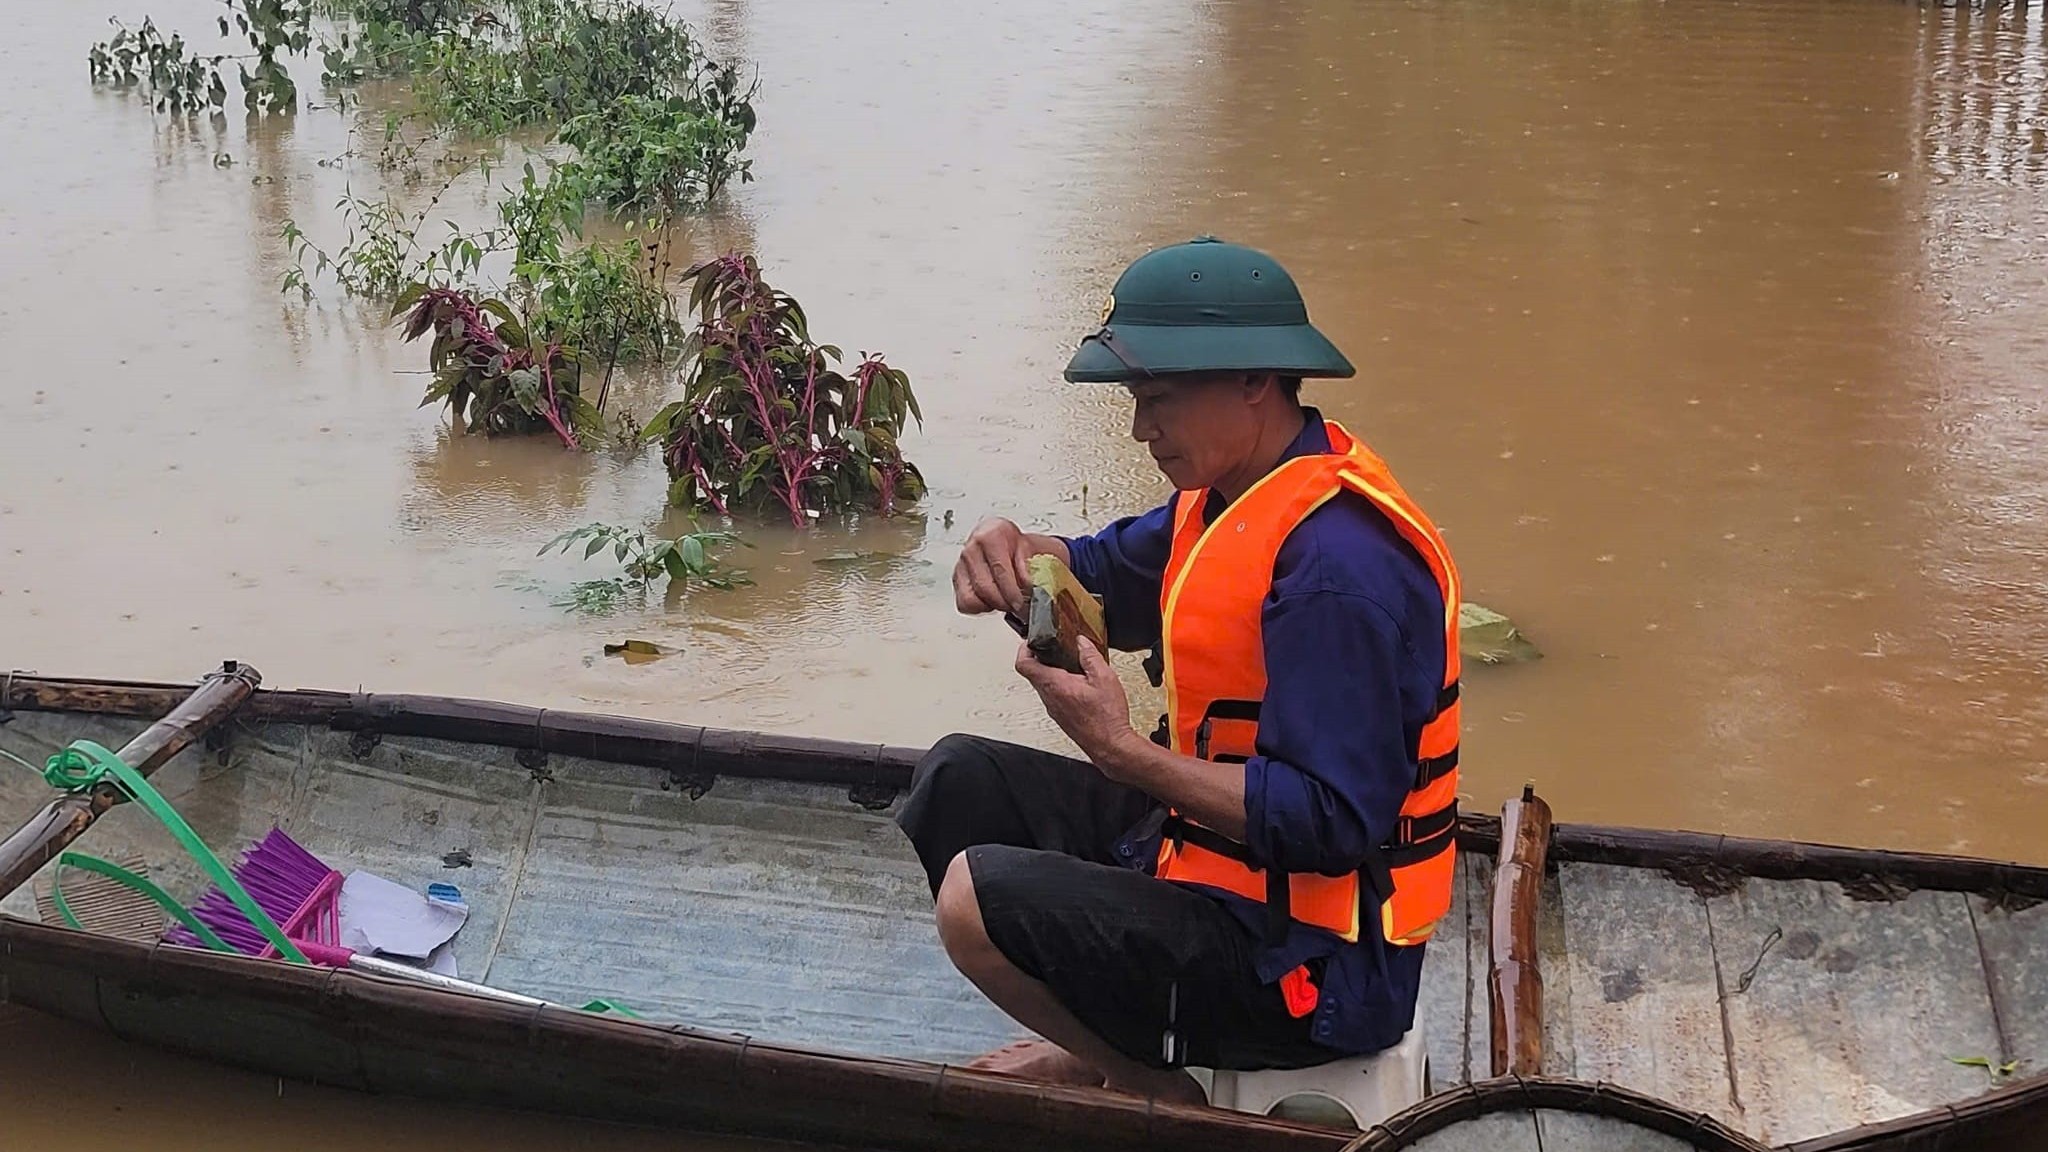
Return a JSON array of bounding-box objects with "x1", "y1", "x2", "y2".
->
[
  {"x1": 0, "y1": 661, "x2": 259, "y2": 900},
  {"x1": 1488, "y1": 782, "x2": 1553, "y2": 1078}
]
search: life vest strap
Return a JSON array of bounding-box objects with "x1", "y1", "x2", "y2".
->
[
  {"x1": 1202, "y1": 698, "x2": 1263, "y2": 723},
  {"x1": 1265, "y1": 865, "x2": 1291, "y2": 946},
  {"x1": 1436, "y1": 680, "x2": 1460, "y2": 714},
  {"x1": 1416, "y1": 747, "x2": 1459, "y2": 788},
  {"x1": 1392, "y1": 804, "x2": 1457, "y2": 844},
  {"x1": 1162, "y1": 811, "x2": 1257, "y2": 863},
  {"x1": 1158, "y1": 803, "x2": 1459, "y2": 938}
]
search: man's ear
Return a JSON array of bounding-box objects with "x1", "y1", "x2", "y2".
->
[{"x1": 1241, "y1": 371, "x2": 1280, "y2": 403}]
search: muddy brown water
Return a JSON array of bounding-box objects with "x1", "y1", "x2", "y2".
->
[{"x1": 2, "y1": 0, "x2": 2047, "y2": 1143}]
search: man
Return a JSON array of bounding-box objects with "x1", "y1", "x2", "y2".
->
[{"x1": 896, "y1": 236, "x2": 1463, "y2": 1104}]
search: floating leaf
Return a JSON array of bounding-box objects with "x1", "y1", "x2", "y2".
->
[
  {"x1": 603, "y1": 639, "x2": 671, "y2": 664},
  {"x1": 815, "y1": 551, "x2": 880, "y2": 567},
  {"x1": 1459, "y1": 602, "x2": 1542, "y2": 665}
]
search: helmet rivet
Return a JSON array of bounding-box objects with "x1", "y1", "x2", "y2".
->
[
  {"x1": 1189, "y1": 271, "x2": 1202, "y2": 282},
  {"x1": 1251, "y1": 269, "x2": 1262, "y2": 279}
]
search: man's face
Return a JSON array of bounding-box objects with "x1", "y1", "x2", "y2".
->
[{"x1": 1125, "y1": 372, "x2": 1266, "y2": 491}]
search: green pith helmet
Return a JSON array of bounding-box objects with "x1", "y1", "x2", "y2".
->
[{"x1": 1063, "y1": 236, "x2": 1356, "y2": 384}]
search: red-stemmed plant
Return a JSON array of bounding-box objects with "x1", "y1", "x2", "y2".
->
[
  {"x1": 396, "y1": 284, "x2": 602, "y2": 449},
  {"x1": 641, "y1": 253, "x2": 924, "y2": 526}
]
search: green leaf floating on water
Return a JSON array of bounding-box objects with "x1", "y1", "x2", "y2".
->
[{"x1": 1459, "y1": 602, "x2": 1541, "y2": 664}]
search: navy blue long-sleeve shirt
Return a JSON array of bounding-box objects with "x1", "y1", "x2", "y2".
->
[{"x1": 1057, "y1": 409, "x2": 1446, "y2": 1056}]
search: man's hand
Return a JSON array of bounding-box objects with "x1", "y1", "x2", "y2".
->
[
  {"x1": 1017, "y1": 634, "x2": 1248, "y2": 836},
  {"x1": 953, "y1": 518, "x2": 1072, "y2": 618},
  {"x1": 954, "y1": 517, "x2": 1034, "y2": 617},
  {"x1": 1014, "y1": 635, "x2": 1141, "y2": 774}
]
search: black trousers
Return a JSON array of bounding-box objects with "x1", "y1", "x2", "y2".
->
[{"x1": 896, "y1": 733, "x2": 1333, "y2": 1071}]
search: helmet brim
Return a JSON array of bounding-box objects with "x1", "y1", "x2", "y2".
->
[{"x1": 1062, "y1": 322, "x2": 1357, "y2": 384}]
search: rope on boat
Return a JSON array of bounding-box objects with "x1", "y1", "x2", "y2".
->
[{"x1": 6, "y1": 739, "x2": 309, "y2": 964}]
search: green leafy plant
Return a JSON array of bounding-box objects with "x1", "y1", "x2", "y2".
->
[
  {"x1": 317, "y1": 0, "x2": 473, "y2": 85},
  {"x1": 85, "y1": 0, "x2": 754, "y2": 163},
  {"x1": 558, "y1": 93, "x2": 753, "y2": 214},
  {"x1": 642, "y1": 253, "x2": 926, "y2": 527},
  {"x1": 540, "y1": 520, "x2": 750, "y2": 613},
  {"x1": 396, "y1": 284, "x2": 600, "y2": 447},
  {"x1": 415, "y1": 0, "x2": 754, "y2": 142},
  {"x1": 289, "y1": 163, "x2": 679, "y2": 370},
  {"x1": 87, "y1": 18, "x2": 228, "y2": 113},
  {"x1": 409, "y1": 0, "x2": 756, "y2": 212},
  {"x1": 494, "y1": 163, "x2": 684, "y2": 358},
  {"x1": 525, "y1": 231, "x2": 682, "y2": 363},
  {"x1": 284, "y1": 188, "x2": 456, "y2": 300},
  {"x1": 88, "y1": 0, "x2": 480, "y2": 116},
  {"x1": 88, "y1": 0, "x2": 315, "y2": 115}
]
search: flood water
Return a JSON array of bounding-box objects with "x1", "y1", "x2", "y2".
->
[{"x1": 3, "y1": 0, "x2": 2047, "y2": 1143}]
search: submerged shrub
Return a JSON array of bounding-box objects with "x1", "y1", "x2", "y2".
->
[
  {"x1": 86, "y1": 0, "x2": 756, "y2": 196},
  {"x1": 540, "y1": 520, "x2": 751, "y2": 604},
  {"x1": 642, "y1": 254, "x2": 926, "y2": 527},
  {"x1": 526, "y1": 235, "x2": 683, "y2": 363},
  {"x1": 87, "y1": 18, "x2": 228, "y2": 114},
  {"x1": 396, "y1": 284, "x2": 601, "y2": 448},
  {"x1": 318, "y1": 0, "x2": 476, "y2": 85},
  {"x1": 87, "y1": 0, "x2": 428, "y2": 115},
  {"x1": 492, "y1": 162, "x2": 685, "y2": 360},
  {"x1": 558, "y1": 93, "x2": 754, "y2": 214},
  {"x1": 416, "y1": 0, "x2": 755, "y2": 146}
]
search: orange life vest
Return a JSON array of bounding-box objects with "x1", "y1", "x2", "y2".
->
[{"x1": 1152, "y1": 418, "x2": 1462, "y2": 948}]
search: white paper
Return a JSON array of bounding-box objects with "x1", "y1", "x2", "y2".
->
[{"x1": 337, "y1": 870, "x2": 468, "y2": 976}]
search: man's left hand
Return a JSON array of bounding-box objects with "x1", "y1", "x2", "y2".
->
[{"x1": 1014, "y1": 637, "x2": 1139, "y2": 776}]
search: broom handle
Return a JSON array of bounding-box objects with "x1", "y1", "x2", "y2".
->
[
  {"x1": 344, "y1": 951, "x2": 549, "y2": 1007},
  {"x1": 0, "y1": 661, "x2": 260, "y2": 901}
]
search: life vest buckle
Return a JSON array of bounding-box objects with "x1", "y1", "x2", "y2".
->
[{"x1": 1278, "y1": 964, "x2": 1319, "y2": 1018}]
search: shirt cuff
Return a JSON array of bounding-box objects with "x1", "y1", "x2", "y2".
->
[
  {"x1": 1240, "y1": 755, "x2": 1278, "y2": 870},
  {"x1": 1053, "y1": 534, "x2": 1107, "y2": 596}
]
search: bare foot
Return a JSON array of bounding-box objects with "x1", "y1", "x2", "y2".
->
[{"x1": 965, "y1": 1038, "x2": 1107, "y2": 1087}]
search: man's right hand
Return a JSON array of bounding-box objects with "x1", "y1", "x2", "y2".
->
[{"x1": 954, "y1": 517, "x2": 1035, "y2": 617}]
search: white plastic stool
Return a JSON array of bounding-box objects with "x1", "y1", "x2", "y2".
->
[{"x1": 1189, "y1": 1010, "x2": 1429, "y2": 1130}]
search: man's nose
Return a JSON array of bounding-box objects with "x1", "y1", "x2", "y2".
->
[{"x1": 1130, "y1": 406, "x2": 1159, "y2": 443}]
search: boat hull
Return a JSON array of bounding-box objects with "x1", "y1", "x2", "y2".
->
[{"x1": 6, "y1": 675, "x2": 2048, "y2": 1150}]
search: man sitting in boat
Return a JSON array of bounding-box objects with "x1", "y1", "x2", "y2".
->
[{"x1": 896, "y1": 236, "x2": 1463, "y2": 1103}]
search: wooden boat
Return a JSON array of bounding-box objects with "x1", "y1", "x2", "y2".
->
[{"x1": 2, "y1": 664, "x2": 2046, "y2": 1152}]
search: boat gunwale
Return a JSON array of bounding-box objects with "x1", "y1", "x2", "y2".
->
[
  {"x1": 1779, "y1": 1067, "x2": 2048, "y2": 1152},
  {"x1": 8, "y1": 672, "x2": 2046, "y2": 903},
  {"x1": 1337, "y1": 1075, "x2": 1770, "y2": 1152}
]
